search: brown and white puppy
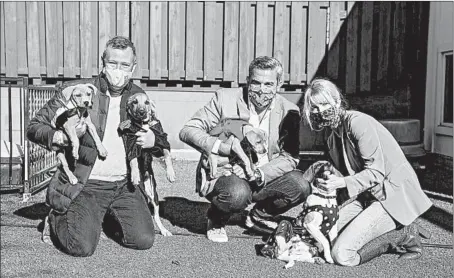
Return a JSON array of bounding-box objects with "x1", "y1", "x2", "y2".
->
[
  {"x1": 123, "y1": 92, "x2": 173, "y2": 236},
  {"x1": 203, "y1": 119, "x2": 268, "y2": 180},
  {"x1": 295, "y1": 161, "x2": 340, "y2": 264},
  {"x1": 51, "y1": 84, "x2": 107, "y2": 184}
]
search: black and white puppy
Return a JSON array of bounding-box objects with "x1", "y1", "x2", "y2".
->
[
  {"x1": 51, "y1": 84, "x2": 107, "y2": 184},
  {"x1": 295, "y1": 161, "x2": 340, "y2": 264},
  {"x1": 118, "y1": 92, "x2": 174, "y2": 236}
]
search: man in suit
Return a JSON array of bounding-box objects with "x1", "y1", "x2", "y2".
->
[{"x1": 179, "y1": 56, "x2": 311, "y2": 242}]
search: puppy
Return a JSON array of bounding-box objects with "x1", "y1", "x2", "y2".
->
[
  {"x1": 117, "y1": 92, "x2": 173, "y2": 236},
  {"x1": 202, "y1": 118, "x2": 268, "y2": 180},
  {"x1": 51, "y1": 84, "x2": 107, "y2": 184},
  {"x1": 261, "y1": 219, "x2": 324, "y2": 269},
  {"x1": 295, "y1": 161, "x2": 340, "y2": 264},
  {"x1": 277, "y1": 236, "x2": 324, "y2": 268}
]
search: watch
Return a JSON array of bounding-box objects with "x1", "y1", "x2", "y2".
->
[{"x1": 254, "y1": 168, "x2": 264, "y2": 186}]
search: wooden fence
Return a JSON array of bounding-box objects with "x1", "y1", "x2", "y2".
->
[{"x1": 0, "y1": 1, "x2": 429, "y2": 95}]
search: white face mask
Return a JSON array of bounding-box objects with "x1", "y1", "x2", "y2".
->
[{"x1": 103, "y1": 68, "x2": 132, "y2": 92}]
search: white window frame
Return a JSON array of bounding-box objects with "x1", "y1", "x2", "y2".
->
[{"x1": 434, "y1": 44, "x2": 453, "y2": 137}]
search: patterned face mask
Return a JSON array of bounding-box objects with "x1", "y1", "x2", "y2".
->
[
  {"x1": 309, "y1": 105, "x2": 342, "y2": 130},
  {"x1": 248, "y1": 90, "x2": 276, "y2": 109}
]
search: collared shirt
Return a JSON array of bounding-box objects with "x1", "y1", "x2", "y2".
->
[
  {"x1": 90, "y1": 90, "x2": 127, "y2": 181},
  {"x1": 247, "y1": 97, "x2": 275, "y2": 167}
]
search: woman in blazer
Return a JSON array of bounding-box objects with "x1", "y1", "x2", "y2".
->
[{"x1": 301, "y1": 78, "x2": 432, "y2": 266}]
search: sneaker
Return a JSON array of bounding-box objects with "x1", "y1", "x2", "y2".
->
[
  {"x1": 42, "y1": 215, "x2": 52, "y2": 245},
  {"x1": 245, "y1": 212, "x2": 278, "y2": 235},
  {"x1": 206, "y1": 219, "x2": 228, "y2": 243}
]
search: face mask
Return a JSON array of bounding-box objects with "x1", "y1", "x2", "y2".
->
[
  {"x1": 309, "y1": 105, "x2": 342, "y2": 131},
  {"x1": 103, "y1": 68, "x2": 132, "y2": 92},
  {"x1": 249, "y1": 90, "x2": 275, "y2": 109}
]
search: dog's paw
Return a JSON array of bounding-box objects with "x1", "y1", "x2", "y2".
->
[
  {"x1": 160, "y1": 228, "x2": 173, "y2": 237},
  {"x1": 324, "y1": 254, "x2": 334, "y2": 264},
  {"x1": 166, "y1": 167, "x2": 176, "y2": 183},
  {"x1": 131, "y1": 172, "x2": 141, "y2": 186},
  {"x1": 97, "y1": 145, "x2": 108, "y2": 159},
  {"x1": 275, "y1": 236, "x2": 288, "y2": 256},
  {"x1": 314, "y1": 257, "x2": 326, "y2": 264},
  {"x1": 67, "y1": 173, "x2": 78, "y2": 185},
  {"x1": 72, "y1": 151, "x2": 79, "y2": 161},
  {"x1": 284, "y1": 260, "x2": 295, "y2": 269},
  {"x1": 244, "y1": 166, "x2": 254, "y2": 180}
]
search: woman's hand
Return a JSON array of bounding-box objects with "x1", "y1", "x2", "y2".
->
[{"x1": 315, "y1": 175, "x2": 346, "y2": 193}]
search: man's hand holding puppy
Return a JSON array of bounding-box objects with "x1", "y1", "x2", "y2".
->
[{"x1": 135, "y1": 129, "x2": 156, "y2": 148}]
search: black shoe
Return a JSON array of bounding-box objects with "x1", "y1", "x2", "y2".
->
[{"x1": 245, "y1": 213, "x2": 278, "y2": 235}]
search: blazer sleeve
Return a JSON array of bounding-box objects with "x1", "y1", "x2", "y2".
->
[
  {"x1": 179, "y1": 91, "x2": 223, "y2": 155},
  {"x1": 259, "y1": 109, "x2": 300, "y2": 184},
  {"x1": 343, "y1": 115, "x2": 386, "y2": 198}
]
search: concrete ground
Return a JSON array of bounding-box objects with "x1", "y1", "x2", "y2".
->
[{"x1": 1, "y1": 160, "x2": 453, "y2": 278}]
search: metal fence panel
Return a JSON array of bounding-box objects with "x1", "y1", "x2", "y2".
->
[{"x1": 0, "y1": 77, "x2": 58, "y2": 199}]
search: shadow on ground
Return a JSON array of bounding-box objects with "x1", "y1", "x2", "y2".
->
[
  {"x1": 13, "y1": 202, "x2": 50, "y2": 221},
  {"x1": 159, "y1": 196, "x2": 249, "y2": 234},
  {"x1": 9, "y1": 195, "x2": 452, "y2": 237},
  {"x1": 421, "y1": 205, "x2": 453, "y2": 232}
]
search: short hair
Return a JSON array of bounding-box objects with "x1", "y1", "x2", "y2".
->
[
  {"x1": 248, "y1": 56, "x2": 284, "y2": 84},
  {"x1": 101, "y1": 36, "x2": 137, "y2": 64},
  {"x1": 302, "y1": 78, "x2": 347, "y2": 128}
]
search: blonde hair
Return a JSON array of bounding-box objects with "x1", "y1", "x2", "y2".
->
[{"x1": 302, "y1": 78, "x2": 346, "y2": 130}]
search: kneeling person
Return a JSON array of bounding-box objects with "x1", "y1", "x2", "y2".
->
[{"x1": 180, "y1": 56, "x2": 311, "y2": 242}]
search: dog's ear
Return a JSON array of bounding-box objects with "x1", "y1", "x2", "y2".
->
[
  {"x1": 148, "y1": 98, "x2": 157, "y2": 119},
  {"x1": 85, "y1": 84, "x2": 98, "y2": 95},
  {"x1": 60, "y1": 85, "x2": 77, "y2": 102},
  {"x1": 126, "y1": 94, "x2": 136, "y2": 112}
]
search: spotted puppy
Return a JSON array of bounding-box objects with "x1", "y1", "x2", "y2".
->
[
  {"x1": 117, "y1": 92, "x2": 174, "y2": 236},
  {"x1": 294, "y1": 161, "x2": 340, "y2": 264},
  {"x1": 51, "y1": 84, "x2": 107, "y2": 184}
]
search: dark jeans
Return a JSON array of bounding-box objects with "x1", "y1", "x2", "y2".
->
[
  {"x1": 48, "y1": 179, "x2": 155, "y2": 257},
  {"x1": 206, "y1": 170, "x2": 311, "y2": 226}
]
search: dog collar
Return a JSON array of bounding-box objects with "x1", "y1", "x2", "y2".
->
[{"x1": 131, "y1": 120, "x2": 149, "y2": 132}]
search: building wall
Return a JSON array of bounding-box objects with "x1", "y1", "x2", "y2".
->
[
  {"x1": 424, "y1": 2, "x2": 453, "y2": 157},
  {"x1": 0, "y1": 87, "x2": 23, "y2": 145}
]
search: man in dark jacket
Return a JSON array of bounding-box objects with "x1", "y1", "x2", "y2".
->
[{"x1": 27, "y1": 36, "x2": 167, "y2": 256}]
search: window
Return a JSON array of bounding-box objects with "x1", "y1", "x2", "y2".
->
[{"x1": 443, "y1": 54, "x2": 453, "y2": 124}]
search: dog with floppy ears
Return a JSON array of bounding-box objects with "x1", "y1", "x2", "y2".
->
[
  {"x1": 273, "y1": 161, "x2": 341, "y2": 267},
  {"x1": 117, "y1": 92, "x2": 175, "y2": 236},
  {"x1": 199, "y1": 118, "x2": 268, "y2": 187},
  {"x1": 51, "y1": 84, "x2": 108, "y2": 185}
]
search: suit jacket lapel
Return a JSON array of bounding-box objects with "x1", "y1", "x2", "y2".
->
[
  {"x1": 268, "y1": 97, "x2": 282, "y2": 159},
  {"x1": 237, "y1": 87, "x2": 250, "y2": 120}
]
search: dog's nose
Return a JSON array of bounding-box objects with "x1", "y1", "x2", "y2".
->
[{"x1": 84, "y1": 101, "x2": 90, "y2": 107}]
